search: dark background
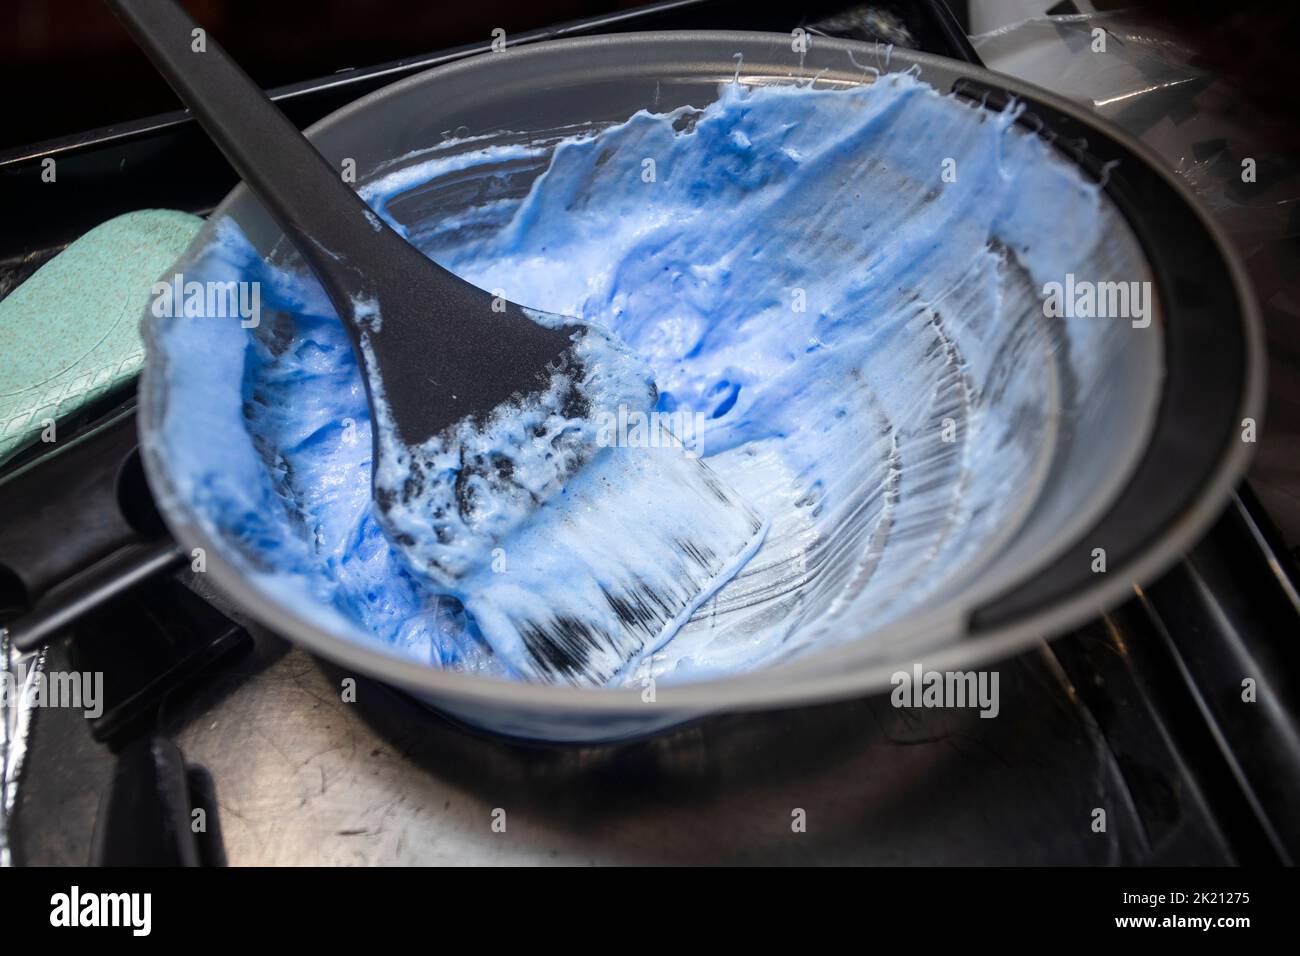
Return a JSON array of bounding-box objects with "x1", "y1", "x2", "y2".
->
[
  {"x1": 4, "y1": 0, "x2": 646, "y2": 150},
  {"x1": 6, "y1": 1, "x2": 1298, "y2": 153}
]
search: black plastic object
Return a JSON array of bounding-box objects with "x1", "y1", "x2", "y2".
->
[
  {"x1": 0, "y1": 388, "x2": 253, "y2": 697},
  {"x1": 1138, "y1": 486, "x2": 1300, "y2": 861},
  {"x1": 108, "y1": 0, "x2": 578, "y2": 454},
  {"x1": 70, "y1": 576, "x2": 253, "y2": 746},
  {"x1": 951, "y1": 78, "x2": 1252, "y2": 630},
  {"x1": 90, "y1": 736, "x2": 223, "y2": 866},
  {"x1": 0, "y1": 402, "x2": 149, "y2": 609},
  {"x1": 6, "y1": 542, "x2": 184, "y2": 656},
  {"x1": 0, "y1": 392, "x2": 187, "y2": 654}
]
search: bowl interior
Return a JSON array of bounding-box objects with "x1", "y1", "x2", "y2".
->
[{"x1": 139, "y1": 35, "x2": 1162, "y2": 699}]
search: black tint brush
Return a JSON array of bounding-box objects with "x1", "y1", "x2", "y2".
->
[{"x1": 108, "y1": 0, "x2": 769, "y2": 684}]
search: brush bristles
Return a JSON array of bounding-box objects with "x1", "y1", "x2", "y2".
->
[{"x1": 458, "y1": 440, "x2": 768, "y2": 686}]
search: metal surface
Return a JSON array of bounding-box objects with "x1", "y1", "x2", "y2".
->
[
  {"x1": 12, "y1": 618, "x2": 1238, "y2": 864},
  {"x1": 162, "y1": 635, "x2": 1227, "y2": 864},
  {"x1": 0, "y1": 633, "x2": 43, "y2": 867}
]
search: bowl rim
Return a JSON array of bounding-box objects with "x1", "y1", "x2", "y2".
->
[{"x1": 137, "y1": 30, "x2": 1265, "y2": 714}]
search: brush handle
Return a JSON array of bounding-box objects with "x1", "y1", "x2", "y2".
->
[
  {"x1": 104, "y1": 0, "x2": 437, "y2": 313},
  {"x1": 106, "y1": 0, "x2": 575, "y2": 448}
]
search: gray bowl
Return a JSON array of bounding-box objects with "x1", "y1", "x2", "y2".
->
[{"x1": 138, "y1": 32, "x2": 1263, "y2": 742}]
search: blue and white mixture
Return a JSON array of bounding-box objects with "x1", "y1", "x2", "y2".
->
[{"x1": 149, "y1": 73, "x2": 1110, "y2": 686}]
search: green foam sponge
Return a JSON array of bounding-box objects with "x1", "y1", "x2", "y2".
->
[{"x1": 0, "y1": 209, "x2": 203, "y2": 461}]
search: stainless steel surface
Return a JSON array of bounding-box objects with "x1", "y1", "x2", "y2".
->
[
  {"x1": 157, "y1": 626, "x2": 1214, "y2": 864},
  {"x1": 136, "y1": 31, "x2": 1264, "y2": 740}
]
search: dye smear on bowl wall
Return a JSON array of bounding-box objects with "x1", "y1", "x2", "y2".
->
[{"x1": 150, "y1": 73, "x2": 1124, "y2": 687}]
